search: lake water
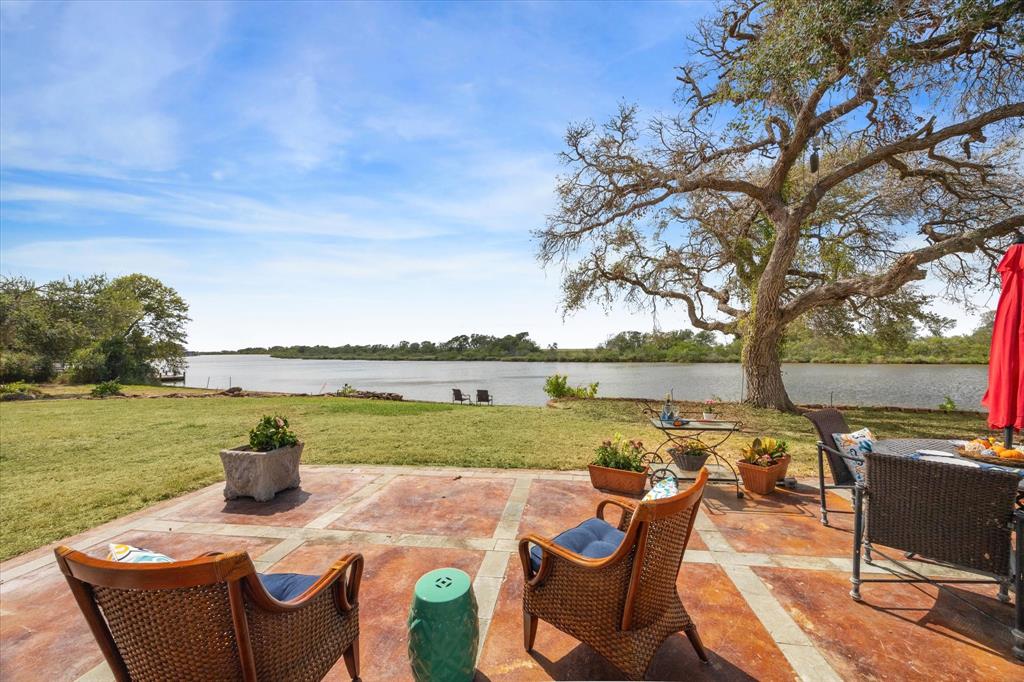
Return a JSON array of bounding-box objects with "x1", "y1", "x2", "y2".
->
[{"x1": 177, "y1": 355, "x2": 989, "y2": 410}]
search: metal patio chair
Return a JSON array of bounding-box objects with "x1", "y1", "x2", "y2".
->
[
  {"x1": 804, "y1": 408, "x2": 861, "y2": 526},
  {"x1": 850, "y1": 450, "x2": 1023, "y2": 660},
  {"x1": 55, "y1": 546, "x2": 363, "y2": 681},
  {"x1": 476, "y1": 389, "x2": 494, "y2": 405},
  {"x1": 452, "y1": 388, "x2": 471, "y2": 404},
  {"x1": 519, "y1": 468, "x2": 710, "y2": 679}
]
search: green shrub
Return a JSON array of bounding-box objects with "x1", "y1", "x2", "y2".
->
[
  {"x1": 90, "y1": 380, "x2": 123, "y2": 398},
  {"x1": 544, "y1": 374, "x2": 599, "y2": 399},
  {"x1": 338, "y1": 383, "x2": 357, "y2": 397},
  {"x1": 593, "y1": 435, "x2": 646, "y2": 472},
  {"x1": 0, "y1": 351, "x2": 53, "y2": 383},
  {"x1": 0, "y1": 381, "x2": 39, "y2": 400},
  {"x1": 939, "y1": 395, "x2": 957, "y2": 412},
  {"x1": 249, "y1": 415, "x2": 300, "y2": 451}
]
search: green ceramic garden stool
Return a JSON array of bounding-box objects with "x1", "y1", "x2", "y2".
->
[{"x1": 408, "y1": 567, "x2": 479, "y2": 681}]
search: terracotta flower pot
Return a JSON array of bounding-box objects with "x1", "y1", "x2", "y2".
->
[
  {"x1": 588, "y1": 463, "x2": 649, "y2": 495},
  {"x1": 736, "y1": 459, "x2": 786, "y2": 495},
  {"x1": 774, "y1": 454, "x2": 791, "y2": 481}
]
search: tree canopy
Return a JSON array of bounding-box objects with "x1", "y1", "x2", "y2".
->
[
  {"x1": 537, "y1": 0, "x2": 1023, "y2": 410},
  {"x1": 0, "y1": 274, "x2": 189, "y2": 383}
]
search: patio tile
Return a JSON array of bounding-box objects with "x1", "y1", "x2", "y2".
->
[
  {"x1": 753, "y1": 566, "x2": 1021, "y2": 681},
  {"x1": 476, "y1": 557, "x2": 795, "y2": 680},
  {"x1": 159, "y1": 469, "x2": 379, "y2": 527},
  {"x1": 330, "y1": 474, "x2": 514, "y2": 537},
  {"x1": 0, "y1": 532, "x2": 277, "y2": 682},
  {"x1": 266, "y1": 540, "x2": 485, "y2": 682},
  {"x1": 516, "y1": 479, "x2": 709, "y2": 551},
  {"x1": 701, "y1": 484, "x2": 856, "y2": 556}
]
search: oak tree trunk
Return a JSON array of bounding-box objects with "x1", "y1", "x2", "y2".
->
[{"x1": 742, "y1": 320, "x2": 796, "y2": 412}]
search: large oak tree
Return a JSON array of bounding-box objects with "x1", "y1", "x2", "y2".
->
[{"x1": 538, "y1": 0, "x2": 1024, "y2": 410}]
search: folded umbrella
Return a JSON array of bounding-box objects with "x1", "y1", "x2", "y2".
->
[{"x1": 982, "y1": 235, "x2": 1024, "y2": 447}]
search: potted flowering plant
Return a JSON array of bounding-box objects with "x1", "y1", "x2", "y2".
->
[
  {"x1": 702, "y1": 398, "x2": 720, "y2": 420},
  {"x1": 669, "y1": 442, "x2": 712, "y2": 471},
  {"x1": 589, "y1": 435, "x2": 649, "y2": 495},
  {"x1": 736, "y1": 437, "x2": 789, "y2": 495},
  {"x1": 220, "y1": 415, "x2": 303, "y2": 501}
]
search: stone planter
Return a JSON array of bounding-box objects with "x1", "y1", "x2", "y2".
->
[
  {"x1": 702, "y1": 412, "x2": 718, "y2": 421},
  {"x1": 588, "y1": 464, "x2": 649, "y2": 496},
  {"x1": 219, "y1": 443, "x2": 303, "y2": 502},
  {"x1": 670, "y1": 448, "x2": 711, "y2": 471},
  {"x1": 736, "y1": 459, "x2": 786, "y2": 495}
]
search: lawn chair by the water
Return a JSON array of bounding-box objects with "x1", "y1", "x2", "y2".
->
[
  {"x1": 452, "y1": 388, "x2": 471, "y2": 404},
  {"x1": 476, "y1": 389, "x2": 494, "y2": 405},
  {"x1": 55, "y1": 546, "x2": 363, "y2": 681}
]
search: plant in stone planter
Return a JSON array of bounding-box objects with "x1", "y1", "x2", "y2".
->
[
  {"x1": 588, "y1": 435, "x2": 649, "y2": 495},
  {"x1": 736, "y1": 437, "x2": 789, "y2": 495},
  {"x1": 220, "y1": 415, "x2": 304, "y2": 502}
]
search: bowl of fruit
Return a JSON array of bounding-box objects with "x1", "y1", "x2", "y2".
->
[{"x1": 957, "y1": 437, "x2": 1024, "y2": 466}]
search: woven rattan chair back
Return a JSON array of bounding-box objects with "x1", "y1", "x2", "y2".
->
[
  {"x1": 863, "y1": 451, "x2": 1019, "y2": 575},
  {"x1": 55, "y1": 547, "x2": 362, "y2": 682},
  {"x1": 804, "y1": 408, "x2": 855, "y2": 485},
  {"x1": 623, "y1": 471, "x2": 707, "y2": 630}
]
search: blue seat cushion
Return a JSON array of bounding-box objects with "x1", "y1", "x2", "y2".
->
[
  {"x1": 259, "y1": 572, "x2": 319, "y2": 601},
  {"x1": 529, "y1": 517, "x2": 625, "y2": 570}
]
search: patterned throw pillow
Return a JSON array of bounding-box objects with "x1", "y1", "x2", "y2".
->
[
  {"x1": 643, "y1": 476, "x2": 679, "y2": 501},
  {"x1": 832, "y1": 428, "x2": 875, "y2": 482},
  {"x1": 107, "y1": 543, "x2": 174, "y2": 563}
]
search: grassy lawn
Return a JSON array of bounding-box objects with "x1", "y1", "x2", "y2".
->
[{"x1": 0, "y1": 392, "x2": 987, "y2": 561}]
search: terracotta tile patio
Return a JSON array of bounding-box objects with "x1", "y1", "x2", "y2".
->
[{"x1": 1, "y1": 464, "x2": 1019, "y2": 681}]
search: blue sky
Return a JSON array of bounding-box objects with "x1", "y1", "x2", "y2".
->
[{"x1": 0, "y1": 0, "x2": 981, "y2": 350}]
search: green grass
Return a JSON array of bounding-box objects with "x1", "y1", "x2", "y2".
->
[{"x1": 0, "y1": 392, "x2": 987, "y2": 561}]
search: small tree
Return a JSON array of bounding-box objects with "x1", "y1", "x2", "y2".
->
[{"x1": 538, "y1": 1, "x2": 1024, "y2": 411}]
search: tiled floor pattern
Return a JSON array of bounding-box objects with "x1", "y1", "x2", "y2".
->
[{"x1": 1, "y1": 464, "x2": 1019, "y2": 681}]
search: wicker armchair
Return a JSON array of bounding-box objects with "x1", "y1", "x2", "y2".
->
[
  {"x1": 519, "y1": 468, "x2": 709, "y2": 680},
  {"x1": 804, "y1": 408, "x2": 862, "y2": 526},
  {"x1": 55, "y1": 546, "x2": 363, "y2": 681},
  {"x1": 452, "y1": 388, "x2": 471, "y2": 404},
  {"x1": 851, "y1": 451, "x2": 1023, "y2": 660},
  {"x1": 476, "y1": 389, "x2": 494, "y2": 405}
]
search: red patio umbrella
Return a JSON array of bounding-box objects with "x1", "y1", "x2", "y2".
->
[{"x1": 982, "y1": 234, "x2": 1024, "y2": 447}]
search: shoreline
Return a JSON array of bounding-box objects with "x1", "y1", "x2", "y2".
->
[
  {"x1": 1, "y1": 387, "x2": 989, "y2": 417},
  {"x1": 188, "y1": 353, "x2": 989, "y2": 366}
]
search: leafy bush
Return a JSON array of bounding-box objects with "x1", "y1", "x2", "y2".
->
[
  {"x1": 739, "y1": 437, "x2": 788, "y2": 466},
  {"x1": 544, "y1": 374, "x2": 599, "y2": 399},
  {"x1": 90, "y1": 380, "x2": 123, "y2": 398},
  {"x1": 249, "y1": 415, "x2": 300, "y2": 452},
  {"x1": 0, "y1": 381, "x2": 39, "y2": 400},
  {"x1": 0, "y1": 351, "x2": 53, "y2": 383},
  {"x1": 338, "y1": 383, "x2": 357, "y2": 397},
  {"x1": 939, "y1": 395, "x2": 957, "y2": 412},
  {"x1": 593, "y1": 434, "x2": 646, "y2": 472}
]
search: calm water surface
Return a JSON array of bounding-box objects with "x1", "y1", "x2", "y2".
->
[{"x1": 178, "y1": 355, "x2": 988, "y2": 410}]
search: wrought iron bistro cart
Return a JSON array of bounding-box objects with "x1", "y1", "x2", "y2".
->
[{"x1": 637, "y1": 401, "x2": 745, "y2": 498}]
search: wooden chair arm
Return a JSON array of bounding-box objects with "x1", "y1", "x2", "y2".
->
[
  {"x1": 518, "y1": 533, "x2": 630, "y2": 586},
  {"x1": 596, "y1": 498, "x2": 636, "y2": 522},
  {"x1": 244, "y1": 553, "x2": 363, "y2": 613}
]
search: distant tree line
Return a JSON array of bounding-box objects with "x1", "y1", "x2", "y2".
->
[
  {"x1": 221, "y1": 318, "x2": 993, "y2": 364},
  {"x1": 0, "y1": 274, "x2": 190, "y2": 383}
]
